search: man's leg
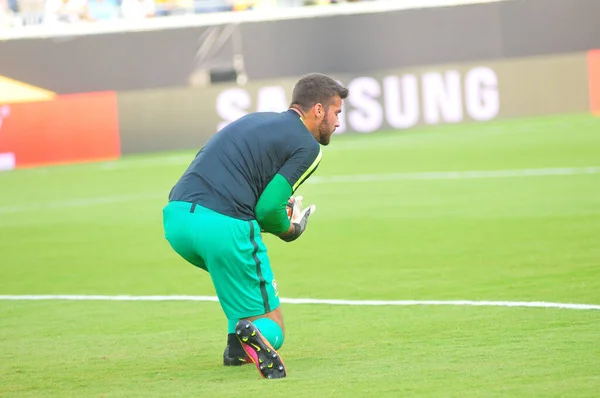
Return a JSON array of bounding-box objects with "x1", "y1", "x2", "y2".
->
[
  {"x1": 231, "y1": 223, "x2": 286, "y2": 379},
  {"x1": 233, "y1": 306, "x2": 287, "y2": 378},
  {"x1": 223, "y1": 319, "x2": 251, "y2": 366},
  {"x1": 243, "y1": 306, "x2": 285, "y2": 349},
  {"x1": 223, "y1": 307, "x2": 285, "y2": 366},
  {"x1": 234, "y1": 318, "x2": 286, "y2": 379},
  {"x1": 164, "y1": 203, "x2": 285, "y2": 376},
  {"x1": 162, "y1": 202, "x2": 208, "y2": 271},
  {"x1": 202, "y1": 218, "x2": 287, "y2": 378}
]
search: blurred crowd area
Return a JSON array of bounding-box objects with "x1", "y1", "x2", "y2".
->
[{"x1": 0, "y1": 0, "x2": 370, "y2": 28}]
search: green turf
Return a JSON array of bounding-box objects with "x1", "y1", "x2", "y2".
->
[{"x1": 1, "y1": 113, "x2": 599, "y2": 397}]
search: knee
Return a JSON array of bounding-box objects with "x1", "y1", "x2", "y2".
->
[{"x1": 252, "y1": 317, "x2": 285, "y2": 350}]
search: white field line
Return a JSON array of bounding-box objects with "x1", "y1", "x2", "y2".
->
[
  {"x1": 307, "y1": 166, "x2": 600, "y2": 184},
  {"x1": 0, "y1": 193, "x2": 164, "y2": 214},
  {"x1": 0, "y1": 295, "x2": 599, "y2": 310},
  {"x1": 1, "y1": 166, "x2": 599, "y2": 215},
  {"x1": 98, "y1": 155, "x2": 192, "y2": 170}
]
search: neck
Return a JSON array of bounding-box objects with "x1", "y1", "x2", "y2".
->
[
  {"x1": 289, "y1": 106, "x2": 304, "y2": 118},
  {"x1": 289, "y1": 106, "x2": 320, "y2": 142}
]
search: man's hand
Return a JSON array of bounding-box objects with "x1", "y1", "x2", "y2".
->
[{"x1": 280, "y1": 196, "x2": 316, "y2": 242}]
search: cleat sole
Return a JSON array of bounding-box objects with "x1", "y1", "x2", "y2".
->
[{"x1": 235, "y1": 320, "x2": 287, "y2": 379}]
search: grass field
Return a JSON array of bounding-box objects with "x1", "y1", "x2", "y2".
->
[{"x1": 1, "y1": 114, "x2": 599, "y2": 397}]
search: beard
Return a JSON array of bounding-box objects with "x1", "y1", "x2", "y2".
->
[{"x1": 318, "y1": 119, "x2": 333, "y2": 145}]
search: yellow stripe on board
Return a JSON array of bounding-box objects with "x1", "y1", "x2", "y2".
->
[
  {"x1": 0, "y1": 75, "x2": 55, "y2": 103},
  {"x1": 292, "y1": 147, "x2": 322, "y2": 191}
]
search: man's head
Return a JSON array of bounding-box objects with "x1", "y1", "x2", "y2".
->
[{"x1": 290, "y1": 73, "x2": 349, "y2": 145}]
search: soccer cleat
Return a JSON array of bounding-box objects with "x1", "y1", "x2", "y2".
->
[
  {"x1": 235, "y1": 320, "x2": 287, "y2": 379},
  {"x1": 223, "y1": 345, "x2": 251, "y2": 366}
]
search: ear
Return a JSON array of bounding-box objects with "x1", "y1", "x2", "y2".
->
[{"x1": 313, "y1": 103, "x2": 324, "y2": 119}]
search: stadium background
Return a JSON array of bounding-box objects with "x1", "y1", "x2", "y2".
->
[
  {"x1": 1, "y1": 0, "x2": 599, "y2": 167},
  {"x1": 1, "y1": 0, "x2": 600, "y2": 396}
]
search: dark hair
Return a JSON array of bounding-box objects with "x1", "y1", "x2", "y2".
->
[{"x1": 290, "y1": 73, "x2": 349, "y2": 112}]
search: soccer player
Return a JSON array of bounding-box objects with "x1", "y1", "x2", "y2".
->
[{"x1": 162, "y1": 73, "x2": 349, "y2": 379}]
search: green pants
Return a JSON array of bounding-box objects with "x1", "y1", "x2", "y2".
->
[{"x1": 162, "y1": 201, "x2": 280, "y2": 320}]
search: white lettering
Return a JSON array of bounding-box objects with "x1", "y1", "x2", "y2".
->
[
  {"x1": 213, "y1": 67, "x2": 500, "y2": 135},
  {"x1": 383, "y1": 75, "x2": 419, "y2": 129},
  {"x1": 216, "y1": 88, "x2": 251, "y2": 131},
  {"x1": 465, "y1": 67, "x2": 499, "y2": 121},
  {"x1": 347, "y1": 77, "x2": 383, "y2": 133},
  {"x1": 257, "y1": 86, "x2": 288, "y2": 113},
  {"x1": 422, "y1": 71, "x2": 463, "y2": 124}
]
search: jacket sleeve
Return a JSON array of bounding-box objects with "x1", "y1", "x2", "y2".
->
[{"x1": 255, "y1": 173, "x2": 293, "y2": 235}]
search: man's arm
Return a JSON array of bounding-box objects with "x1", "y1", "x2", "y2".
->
[
  {"x1": 255, "y1": 174, "x2": 313, "y2": 241},
  {"x1": 256, "y1": 139, "x2": 321, "y2": 240},
  {"x1": 255, "y1": 174, "x2": 293, "y2": 236}
]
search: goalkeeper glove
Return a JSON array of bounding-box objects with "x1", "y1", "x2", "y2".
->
[{"x1": 280, "y1": 196, "x2": 315, "y2": 242}]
